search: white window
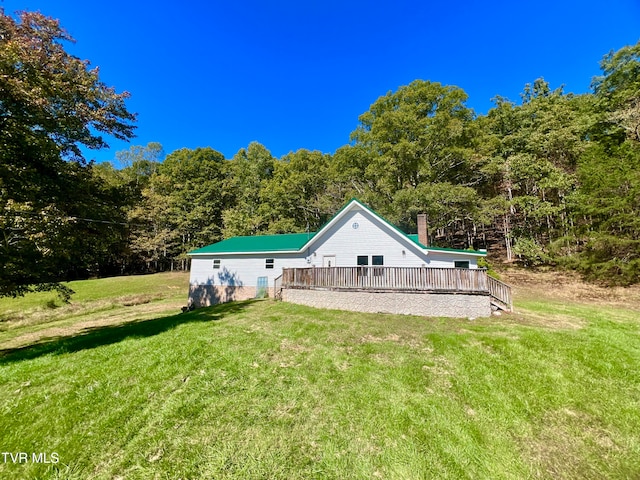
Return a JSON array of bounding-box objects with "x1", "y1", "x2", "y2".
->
[
  {"x1": 265, "y1": 258, "x2": 275, "y2": 269},
  {"x1": 455, "y1": 261, "x2": 470, "y2": 269},
  {"x1": 213, "y1": 259, "x2": 221, "y2": 269}
]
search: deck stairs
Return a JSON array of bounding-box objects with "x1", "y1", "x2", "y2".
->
[{"x1": 487, "y1": 276, "x2": 513, "y2": 312}]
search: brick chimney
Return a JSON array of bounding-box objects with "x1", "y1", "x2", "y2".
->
[{"x1": 417, "y1": 214, "x2": 428, "y2": 246}]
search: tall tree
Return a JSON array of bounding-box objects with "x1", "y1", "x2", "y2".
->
[
  {"x1": 91, "y1": 143, "x2": 164, "y2": 273},
  {"x1": 261, "y1": 149, "x2": 331, "y2": 233},
  {"x1": 350, "y1": 80, "x2": 477, "y2": 209},
  {"x1": 592, "y1": 42, "x2": 640, "y2": 142},
  {"x1": 222, "y1": 142, "x2": 275, "y2": 238},
  {"x1": 567, "y1": 41, "x2": 640, "y2": 284},
  {"x1": 478, "y1": 80, "x2": 587, "y2": 262},
  {"x1": 0, "y1": 10, "x2": 136, "y2": 297},
  {"x1": 129, "y1": 147, "x2": 231, "y2": 271}
]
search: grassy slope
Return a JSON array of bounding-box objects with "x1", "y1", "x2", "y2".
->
[
  {"x1": 0, "y1": 272, "x2": 639, "y2": 479},
  {"x1": 0, "y1": 272, "x2": 189, "y2": 347}
]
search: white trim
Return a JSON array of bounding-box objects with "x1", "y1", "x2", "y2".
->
[{"x1": 424, "y1": 249, "x2": 486, "y2": 257}]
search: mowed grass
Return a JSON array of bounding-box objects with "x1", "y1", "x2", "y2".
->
[
  {"x1": 0, "y1": 272, "x2": 189, "y2": 347},
  {"x1": 0, "y1": 273, "x2": 639, "y2": 479}
]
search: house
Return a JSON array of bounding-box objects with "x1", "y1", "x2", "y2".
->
[{"x1": 188, "y1": 199, "x2": 490, "y2": 310}]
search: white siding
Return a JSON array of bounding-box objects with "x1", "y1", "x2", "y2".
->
[
  {"x1": 304, "y1": 205, "x2": 479, "y2": 269},
  {"x1": 189, "y1": 253, "x2": 307, "y2": 287},
  {"x1": 427, "y1": 251, "x2": 479, "y2": 269},
  {"x1": 305, "y1": 207, "x2": 427, "y2": 267}
]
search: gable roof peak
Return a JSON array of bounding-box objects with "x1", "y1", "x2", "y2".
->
[{"x1": 189, "y1": 198, "x2": 486, "y2": 257}]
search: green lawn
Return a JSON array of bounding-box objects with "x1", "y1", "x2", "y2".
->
[
  {"x1": 0, "y1": 273, "x2": 639, "y2": 479},
  {"x1": 0, "y1": 272, "x2": 189, "y2": 347}
]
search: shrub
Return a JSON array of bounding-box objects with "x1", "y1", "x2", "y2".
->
[{"x1": 513, "y1": 237, "x2": 549, "y2": 267}]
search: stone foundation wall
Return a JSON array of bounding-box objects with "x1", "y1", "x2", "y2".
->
[
  {"x1": 282, "y1": 288, "x2": 491, "y2": 318},
  {"x1": 189, "y1": 285, "x2": 274, "y2": 307}
]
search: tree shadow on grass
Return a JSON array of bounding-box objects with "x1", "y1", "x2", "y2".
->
[{"x1": 0, "y1": 300, "x2": 257, "y2": 365}]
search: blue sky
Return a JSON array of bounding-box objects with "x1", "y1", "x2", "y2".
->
[{"x1": 7, "y1": 0, "x2": 640, "y2": 162}]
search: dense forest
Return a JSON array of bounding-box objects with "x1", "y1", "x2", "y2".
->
[{"x1": 1, "y1": 10, "x2": 639, "y2": 298}]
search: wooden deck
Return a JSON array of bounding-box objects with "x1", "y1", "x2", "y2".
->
[{"x1": 278, "y1": 267, "x2": 512, "y2": 312}]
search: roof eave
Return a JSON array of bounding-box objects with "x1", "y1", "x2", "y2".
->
[
  {"x1": 188, "y1": 249, "x2": 302, "y2": 256},
  {"x1": 424, "y1": 248, "x2": 487, "y2": 257}
]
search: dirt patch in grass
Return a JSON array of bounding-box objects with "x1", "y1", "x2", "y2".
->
[
  {"x1": 258, "y1": 338, "x2": 313, "y2": 369},
  {"x1": 358, "y1": 333, "x2": 423, "y2": 349},
  {"x1": 501, "y1": 268, "x2": 640, "y2": 310},
  {"x1": 509, "y1": 311, "x2": 587, "y2": 330},
  {"x1": 116, "y1": 293, "x2": 163, "y2": 307},
  {"x1": 279, "y1": 338, "x2": 311, "y2": 353},
  {"x1": 0, "y1": 294, "x2": 166, "y2": 330},
  {"x1": 0, "y1": 299, "x2": 184, "y2": 352},
  {"x1": 522, "y1": 408, "x2": 622, "y2": 479}
]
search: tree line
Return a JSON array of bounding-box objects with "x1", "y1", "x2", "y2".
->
[{"x1": 2, "y1": 9, "x2": 639, "y2": 298}]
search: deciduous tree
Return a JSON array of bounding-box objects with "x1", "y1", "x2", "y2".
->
[{"x1": 0, "y1": 9, "x2": 136, "y2": 297}]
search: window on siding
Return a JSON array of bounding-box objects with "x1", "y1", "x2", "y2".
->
[
  {"x1": 454, "y1": 260, "x2": 470, "y2": 269},
  {"x1": 357, "y1": 255, "x2": 368, "y2": 276},
  {"x1": 372, "y1": 255, "x2": 384, "y2": 276},
  {"x1": 265, "y1": 258, "x2": 275, "y2": 269},
  {"x1": 213, "y1": 259, "x2": 221, "y2": 269}
]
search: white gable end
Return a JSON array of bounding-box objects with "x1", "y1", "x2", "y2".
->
[{"x1": 305, "y1": 204, "x2": 428, "y2": 267}]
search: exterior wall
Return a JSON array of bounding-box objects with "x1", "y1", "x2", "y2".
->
[
  {"x1": 189, "y1": 285, "x2": 275, "y2": 307},
  {"x1": 189, "y1": 253, "x2": 308, "y2": 288},
  {"x1": 305, "y1": 206, "x2": 479, "y2": 269},
  {"x1": 282, "y1": 288, "x2": 491, "y2": 318},
  {"x1": 427, "y1": 251, "x2": 479, "y2": 268},
  {"x1": 306, "y1": 207, "x2": 429, "y2": 267}
]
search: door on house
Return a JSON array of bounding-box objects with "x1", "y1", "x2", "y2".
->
[
  {"x1": 256, "y1": 276, "x2": 268, "y2": 298},
  {"x1": 323, "y1": 255, "x2": 336, "y2": 267}
]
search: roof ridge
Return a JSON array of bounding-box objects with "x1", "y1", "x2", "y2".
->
[{"x1": 189, "y1": 198, "x2": 485, "y2": 256}]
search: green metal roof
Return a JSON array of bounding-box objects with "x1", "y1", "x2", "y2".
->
[
  {"x1": 189, "y1": 199, "x2": 486, "y2": 256},
  {"x1": 189, "y1": 232, "x2": 317, "y2": 254},
  {"x1": 406, "y1": 235, "x2": 485, "y2": 255},
  {"x1": 406, "y1": 234, "x2": 427, "y2": 248}
]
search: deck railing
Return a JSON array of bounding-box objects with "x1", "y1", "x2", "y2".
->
[
  {"x1": 487, "y1": 276, "x2": 513, "y2": 311},
  {"x1": 273, "y1": 274, "x2": 283, "y2": 300},
  {"x1": 282, "y1": 267, "x2": 489, "y2": 293},
  {"x1": 281, "y1": 266, "x2": 513, "y2": 311}
]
